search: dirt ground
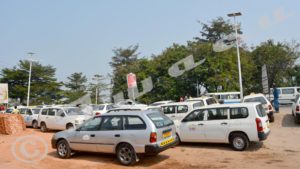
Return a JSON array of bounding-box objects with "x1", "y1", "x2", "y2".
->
[{"x1": 1, "y1": 105, "x2": 300, "y2": 169}]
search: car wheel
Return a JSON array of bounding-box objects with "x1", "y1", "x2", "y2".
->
[
  {"x1": 66, "y1": 123, "x2": 74, "y2": 130},
  {"x1": 117, "y1": 143, "x2": 137, "y2": 166},
  {"x1": 230, "y1": 133, "x2": 249, "y2": 151},
  {"x1": 32, "y1": 121, "x2": 38, "y2": 129},
  {"x1": 176, "y1": 133, "x2": 181, "y2": 144},
  {"x1": 40, "y1": 122, "x2": 47, "y2": 132},
  {"x1": 57, "y1": 140, "x2": 72, "y2": 159}
]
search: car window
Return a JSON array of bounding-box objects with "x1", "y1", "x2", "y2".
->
[
  {"x1": 256, "y1": 104, "x2": 267, "y2": 117},
  {"x1": 162, "y1": 106, "x2": 176, "y2": 114},
  {"x1": 80, "y1": 117, "x2": 102, "y2": 131},
  {"x1": 41, "y1": 109, "x2": 48, "y2": 115},
  {"x1": 282, "y1": 88, "x2": 295, "y2": 94},
  {"x1": 124, "y1": 116, "x2": 146, "y2": 130},
  {"x1": 193, "y1": 102, "x2": 204, "y2": 108},
  {"x1": 206, "y1": 98, "x2": 217, "y2": 105},
  {"x1": 27, "y1": 109, "x2": 33, "y2": 115},
  {"x1": 32, "y1": 109, "x2": 40, "y2": 114},
  {"x1": 147, "y1": 112, "x2": 174, "y2": 129},
  {"x1": 48, "y1": 109, "x2": 56, "y2": 116},
  {"x1": 297, "y1": 88, "x2": 300, "y2": 93},
  {"x1": 64, "y1": 107, "x2": 84, "y2": 115},
  {"x1": 56, "y1": 109, "x2": 65, "y2": 116},
  {"x1": 230, "y1": 107, "x2": 248, "y2": 119},
  {"x1": 19, "y1": 109, "x2": 26, "y2": 114},
  {"x1": 106, "y1": 105, "x2": 113, "y2": 110},
  {"x1": 100, "y1": 116, "x2": 123, "y2": 130},
  {"x1": 244, "y1": 96, "x2": 267, "y2": 104},
  {"x1": 177, "y1": 105, "x2": 188, "y2": 114},
  {"x1": 207, "y1": 108, "x2": 228, "y2": 120},
  {"x1": 183, "y1": 110, "x2": 205, "y2": 122}
]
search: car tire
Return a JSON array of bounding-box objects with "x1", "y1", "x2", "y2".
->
[
  {"x1": 32, "y1": 120, "x2": 38, "y2": 129},
  {"x1": 294, "y1": 117, "x2": 300, "y2": 124},
  {"x1": 57, "y1": 139, "x2": 72, "y2": 159},
  {"x1": 230, "y1": 133, "x2": 249, "y2": 151},
  {"x1": 176, "y1": 133, "x2": 181, "y2": 144},
  {"x1": 116, "y1": 143, "x2": 137, "y2": 166},
  {"x1": 40, "y1": 122, "x2": 47, "y2": 132},
  {"x1": 66, "y1": 123, "x2": 74, "y2": 130}
]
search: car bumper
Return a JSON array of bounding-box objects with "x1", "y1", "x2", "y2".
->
[
  {"x1": 144, "y1": 137, "x2": 179, "y2": 155},
  {"x1": 51, "y1": 137, "x2": 57, "y2": 149},
  {"x1": 258, "y1": 130, "x2": 270, "y2": 141}
]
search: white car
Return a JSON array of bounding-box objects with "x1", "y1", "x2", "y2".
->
[
  {"x1": 19, "y1": 107, "x2": 41, "y2": 128},
  {"x1": 161, "y1": 101, "x2": 204, "y2": 122},
  {"x1": 38, "y1": 107, "x2": 92, "y2": 132},
  {"x1": 176, "y1": 103, "x2": 270, "y2": 151},
  {"x1": 147, "y1": 100, "x2": 175, "y2": 111},
  {"x1": 269, "y1": 86, "x2": 300, "y2": 104},
  {"x1": 186, "y1": 96, "x2": 219, "y2": 106},
  {"x1": 243, "y1": 93, "x2": 275, "y2": 122},
  {"x1": 91, "y1": 104, "x2": 113, "y2": 116},
  {"x1": 292, "y1": 94, "x2": 300, "y2": 124},
  {"x1": 114, "y1": 100, "x2": 148, "y2": 110}
]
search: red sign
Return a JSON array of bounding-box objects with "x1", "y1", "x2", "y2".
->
[{"x1": 127, "y1": 73, "x2": 137, "y2": 88}]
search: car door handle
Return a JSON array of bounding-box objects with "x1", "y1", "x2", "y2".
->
[
  {"x1": 221, "y1": 122, "x2": 228, "y2": 125},
  {"x1": 198, "y1": 123, "x2": 204, "y2": 126},
  {"x1": 90, "y1": 134, "x2": 95, "y2": 137},
  {"x1": 115, "y1": 134, "x2": 120, "y2": 137}
]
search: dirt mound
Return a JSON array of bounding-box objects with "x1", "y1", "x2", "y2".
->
[{"x1": 0, "y1": 114, "x2": 26, "y2": 135}]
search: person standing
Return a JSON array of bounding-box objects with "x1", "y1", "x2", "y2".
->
[
  {"x1": 273, "y1": 84, "x2": 279, "y2": 113},
  {"x1": 12, "y1": 106, "x2": 20, "y2": 114}
]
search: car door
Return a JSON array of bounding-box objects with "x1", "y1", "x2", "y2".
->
[
  {"x1": 162, "y1": 106, "x2": 176, "y2": 121},
  {"x1": 24, "y1": 109, "x2": 33, "y2": 126},
  {"x1": 95, "y1": 116, "x2": 124, "y2": 153},
  {"x1": 178, "y1": 109, "x2": 206, "y2": 142},
  {"x1": 69, "y1": 116, "x2": 102, "y2": 152},
  {"x1": 204, "y1": 108, "x2": 229, "y2": 143},
  {"x1": 46, "y1": 108, "x2": 57, "y2": 129},
  {"x1": 55, "y1": 108, "x2": 67, "y2": 130}
]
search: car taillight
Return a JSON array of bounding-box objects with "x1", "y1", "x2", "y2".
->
[
  {"x1": 95, "y1": 112, "x2": 101, "y2": 116},
  {"x1": 256, "y1": 118, "x2": 263, "y2": 132},
  {"x1": 150, "y1": 132, "x2": 157, "y2": 143},
  {"x1": 296, "y1": 106, "x2": 300, "y2": 112},
  {"x1": 268, "y1": 104, "x2": 272, "y2": 111}
]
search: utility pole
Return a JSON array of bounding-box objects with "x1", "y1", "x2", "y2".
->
[
  {"x1": 92, "y1": 75, "x2": 105, "y2": 105},
  {"x1": 228, "y1": 12, "x2": 243, "y2": 101},
  {"x1": 26, "y1": 52, "x2": 36, "y2": 107}
]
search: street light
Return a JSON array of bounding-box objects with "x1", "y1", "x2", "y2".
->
[
  {"x1": 227, "y1": 12, "x2": 243, "y2": 101},
  {"x1": 92, "y1": 75, "x2": 105, "y2": 105},
  {"x1": 26, "y1": 52, "x2": 37, "y2": 107}
]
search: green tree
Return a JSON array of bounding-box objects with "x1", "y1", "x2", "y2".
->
[
  {"x1": 88, "y1": 74, "x2": 109, "y2": 104},
  {"x1": 0, "y1": 60, "x2": 61, "y2": 105},
  {"x1": 63, "y1": 72, "x2": 87, "y2": 102}
]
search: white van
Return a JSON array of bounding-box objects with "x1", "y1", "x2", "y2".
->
[
  {"x1": 269, "y1": 87, "x2": 300, "y2": 104},
  {"x1": 176, "y1": 103, "x2": 270, "y2": 151},
  {"x1": 161, "y1": 101, "x2": 203, "y2": 122}
]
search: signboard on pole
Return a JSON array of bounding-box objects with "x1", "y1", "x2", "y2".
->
[
  {"x1": 0, "y1": 83, "x2": 8, "y2": 103},
  {"x1": 262, "y1": 64, "x2": 269, "y2": 94},
  {"x1": 127, "y1": 73, "x2": 137, "y2": 88}
]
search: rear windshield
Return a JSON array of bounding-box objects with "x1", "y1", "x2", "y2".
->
[
  {"x1": 147, "y1": 112, "x2": 174, "y2": 129},
  {"x1": 256, "y1": 104, "x2": 267, "y2": 117},
  {"x1": 244, "y1": 97, "x2": 267, "y2": 104}
]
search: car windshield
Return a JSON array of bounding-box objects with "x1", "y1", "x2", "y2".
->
[
  {"x1": 147, "y1": 112, "x2": 174, "y2": 128},
  {"x1": 256, "y1": 104, "x2": 267, "y2": 117},
  {"x1": 32, "y1": 108, "x2": 41, "y2": 114},
  {"x1": 92, "y1": 105, "x2": 105, "y2": 110},
  {"x1": 64, "y1": 107, "x2": 85, "y2": 115},
  {"x1": 244, "y1": 97, "x2": 267, "y2": 104}
]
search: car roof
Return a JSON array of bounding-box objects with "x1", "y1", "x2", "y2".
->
[
  {"x1": 161, "y1": 101, "x2": 201, "y2": 106},
  {"x1": 244, "y1": 93, "x2": 266, "y2": 99},
  {"x1": 194, "y1": 102, "x2": 261, "y2": 109},
  {"x1": 102, "y1": 110, "x2": 160, "y2": 116},
  {"x1": 187, "y1": 96, "x2": 213, "y2": 101}
]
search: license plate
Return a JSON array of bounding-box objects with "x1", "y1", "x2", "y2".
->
[
  {"x1": 160, "y1": 137, "x2": 175, "y2": 147},
  {"x1": 163, "y1": 131, "x2": 171, "y2": 138}
]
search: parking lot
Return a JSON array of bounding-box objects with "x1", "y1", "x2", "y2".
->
[{"x1": 0, "y1": 105, "x2": 299, "y2": 169}]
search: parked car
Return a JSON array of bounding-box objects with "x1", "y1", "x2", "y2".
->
[
  {"x1": 269, "y1": 86, "x2": 300, "y2": 104},
  {"x1": 19, "y1": 107, "x2": 41, "y2": 128},
  {"x1": 176, "y1": 103, "x2": 270, "y2": 151},
  {"x1": 38, "y1": 107, "x2": 92, "y2": 132},
  {"x1": 114, "y1": 99, "x2": 148, "y2": 110},
  {"x1": 51, "y1": 110, "x2": 178, "y2": 165},
  {"x1": 106, "y1": 108, "x2": 142, "y2": 114},
  {"x1": 161, "y1": 101, "x2": 203, "y2": 122},
  {"x1": 186, "y1": 96, "x2": 219, "y2": 106},
  {"x1": 5, "y1": 108, "x2": 13, "y2": 114},
  {"x1": 291, "y1": 94, "x2": 300, "y2": 124},
  {"x1": 206, "y1": 92, "x2": 241, "y2": 104},
  {"x1": 147, "y1": 100, "x2": 175, "y2": 111},
  {"x1": 243, "y1": 93, "x2": 275, "y2": 122},
  {"x1": 91, "y1": 104, "x2": 113, "y2": 116}
]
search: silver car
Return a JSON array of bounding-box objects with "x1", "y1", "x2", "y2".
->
[{"x1": 51, "y1": 110, "x2": 178, "y2": 165}]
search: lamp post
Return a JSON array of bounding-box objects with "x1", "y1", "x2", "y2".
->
[
  {"x1": 26, "y1": 52, "x2": 36, "y2": 107},
  {"x1": 227, "y1": 12, "x2": 243, "y2": 101}
]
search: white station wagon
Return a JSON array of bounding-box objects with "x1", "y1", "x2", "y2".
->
[{"x1": 176, "y1": 103, "x2": 271, "y2": 151}]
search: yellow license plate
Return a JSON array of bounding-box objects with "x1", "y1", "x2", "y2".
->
[
  {"x1": 163, "y1": 131, "x2": 171, "y2": 138},
  {"x1": 160, "y1": 137, "x2": 175, "y2": 147}
]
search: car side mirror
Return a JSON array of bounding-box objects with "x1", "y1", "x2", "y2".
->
[{"x1": 60, "y1": 113, "x2": 65, "y2": 117}]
